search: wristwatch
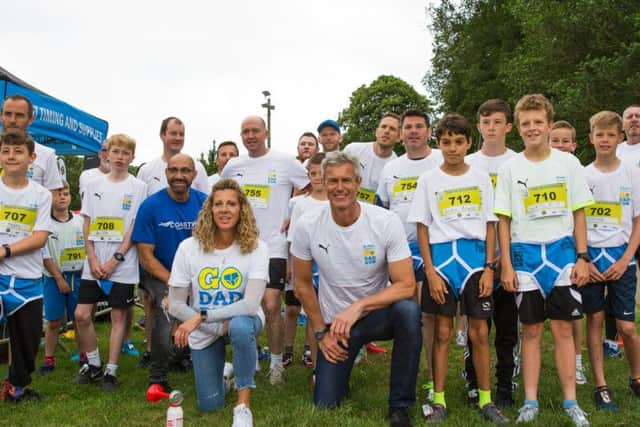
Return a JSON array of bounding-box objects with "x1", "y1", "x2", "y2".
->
[
  {"x1": 314, "y1": 326, "x2": 329, "y2": 341},
  {"x1": 200, "y1": 310, "x2": 207, "y2": 322},
  {"x1": 113, "y1": 252, "x2": 125, "y2": 262},
  {"x1": 484, "y1": 262, "x2": 497, "y2": 272},
  {"x1": 576, "y1": 252, "x2": 592, "y2": 263},
  {"x1": 2, "y1": 244, "x2": 11, "y2": 259}
]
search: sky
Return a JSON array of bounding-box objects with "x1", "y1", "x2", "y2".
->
[{"x1": 2, "y1": 0, "x2": 434, "y2": 165}]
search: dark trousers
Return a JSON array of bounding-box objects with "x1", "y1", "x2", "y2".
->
[
  {"x1": 144, "y1": 276, "x2": 172, "y2": 384},
  {"x1": 314, "y1": 299, "x2": 422, "y2": 408},
  {"x1": 464, "y1": 287, "x2": 518, "y2": 391},
  {"x1": 8, "y1": 299, "x2": 43, "y2": 387}
]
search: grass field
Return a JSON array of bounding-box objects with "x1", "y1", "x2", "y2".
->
[{"x1": 1, "y1": 308, "x2": 639, "y2": 426}]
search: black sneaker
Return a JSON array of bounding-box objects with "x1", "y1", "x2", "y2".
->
[
  {"x1": 302, "y1": 350, "x2": 313, "y2": 368},
  {"x1": 39, "y1": 363, "x2": 55, "y2": 375},
  {"x1": 388, "y1": 406, "x2": 413, "y2": 427},
  {"x1": 466, "y1": 388, "x2": 479, "y2": 406},
  {"x1": 424, "y1": 404, "x2": 447, "y2": 423},
  {"x1": 593, "y1": 386, "x2": 619, "y2": 411},
  {"x1": 481, "y1": 403, "x2": 509, "y2": 424},
  {"x1": 4, "y1": 387, "x2": 42, "y2": 403},
  {"x1": 495, "y1": 387, "x2": 514, "y2": 408},
  {"x1": 102, "y1": 374, "x2": 119, "y2": 392},
  {"x1": 137, "y1": 351, "x2": 151, "y2": 369},
  {"x1": 283, "y1": 352, "x2": 293, "y2": 368},
  {"x1": 74, "y1": 363, "x2": 103, "y2": 384},
  {"x1": 630, "y1": 377, "x2": 640, "y2": 397}
]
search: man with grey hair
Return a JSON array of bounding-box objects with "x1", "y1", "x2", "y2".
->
[{"x1": 291, "y1": 151, "x2": 421, "y2": 427}]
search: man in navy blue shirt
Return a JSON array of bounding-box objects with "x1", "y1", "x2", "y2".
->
[{"x1": 132, "y1": 153, "x2": 207, "y2": 391}]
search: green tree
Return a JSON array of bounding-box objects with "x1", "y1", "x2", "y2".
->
[
  {"x1": 425, "y1": 0, "x2": 640, "y2": 163},
  {"x1": 338, "y1": 75, "x2": 431, "y2": 154},
  {"x1": 61, "y1": 155, "x2": 84, "y2": 211}
]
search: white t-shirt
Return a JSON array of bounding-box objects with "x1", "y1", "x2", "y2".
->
[
  {"x1": 43, "y1": 213, "x2": 85, "y2": 274},
  {"x1": 137, "y1": 156, "x2": 210, "y2": 196},
  {"x1": 207, "y1": 173, "x2": 220, "y2": 191},
  {"x1": 80, "y1": 175, "x2": 147, "y2": 283},
  {"x1": 287, "y1": 195, "x2": 330, "y2": 243},
  {"x1": 466, "y1": 149, "x2": 518, "y2": 189},
  {"x1": 0, "y1": 180, "x2": 53, "y2": 279},
  {"x1": 79, "y1": 168, "x2": 108, "y2": 202},
  {"x1": 616, "y1": 141, "x2": 640, "y2": 169},
  {"x1": 27, "y1": 143, "x2": 63, "y2": 190},
  {"x1": 494, "y1": 149, "x2": 594, "y2": 243},
  {"x1": 584, "y1": 161, "x2": 640, "y2": 247},
  {"x1": 221, "y1": 150, "x2": 309, "y2": 258},
  {"x1": 290, "y1": 203, "x2": 410, "y2": 324},
  {"x1": 376, "y1": 150, "x2": 443, "y2": 241},
  {"x1": 407, "y1": 167, "x2": 496, "y2": 243},
  {"x1": 169, "y1": 238, "x2": 269, "y2": 350},
  {"x1": 343, "y1": 142, "x2": 396, "y2": 203}
]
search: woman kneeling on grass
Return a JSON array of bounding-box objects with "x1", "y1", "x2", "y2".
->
[{"x1": 169, "y1": 179, "x2": 268, "y2": 427}]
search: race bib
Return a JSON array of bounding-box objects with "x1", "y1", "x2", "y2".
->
[
  {"x1": 586, "y1": 201, "x2": 622, "y2": 231},
  {"x1": 89, "y1": 217, "x2": 124, "y2": 242},
  {"x1": 0, "y1": 205, "x2": 37, "y2": 236},
  {"x1": 437, "y1": 187, "x2": 482, "y2": 221},
  {"x1": 392, "y1": 177, "x2": 418, "y2": 203},
  {"x1": 356, "y1": 187, "x2": 376, "y2": 204},
  {"x1": 59, "y1": 247, "x2": 86, "y2": 272},
  {"x1": 522, "y1": 183, "x2": 568, "y2": 219},
  {"x1": 243, "y1": 184, "x2": 270, "y2": 209}
]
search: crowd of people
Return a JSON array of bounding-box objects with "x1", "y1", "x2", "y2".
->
[{"x1": 0, "y1": 92, "x2": 639, "y2": 427}]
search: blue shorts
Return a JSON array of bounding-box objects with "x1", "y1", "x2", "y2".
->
[
  {"x1": 409, "y1": 240, "x2": 425, "y2": 283},
  {"x1": 43, "y1": 272, "x2": 81, "y2": 321},
  {"x1": 581, "y1": 264, "x2": 637, "y2": 322},
  {"x1": 511, "y1": 236, "x2": 576, "y2": 296},
  {"x1": 312, "y1": 261, "x2": 319, "y2": 289},
  {"x1": 588, "y1": 245, "x2": 635, "y2": 274},
  {"x1": 0, "y1": 274, "x2": 43, "y2": 322},
  {"x1": 431, "y1": 239, "x2": 485, "y2": 299}
]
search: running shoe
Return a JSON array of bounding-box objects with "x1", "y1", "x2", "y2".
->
[
  {"x1": 232, "y1": 403, "x2": 253, "y2": 427},
  {"x1": 121, "y1": 340, "x2": 140, "y2": 357},
  {"x1": 603, "y1": 341, "x2": 623, "y2": 358},
  {"x1": 593, "y1": 386, "x2": 619, "y2": 411},
  {"x1": 137, "y1": 351, "x2": 152, "y2": 368},
  {"x1": 283, "y1": 352, "x2": 293, "y2": 368},
  {"x1": 424, "y1": 404, "x2": 447, "y2": 423},
  {"x1": 564, "y1": 404, "x2": 589, "y2": 426},
  {"x1": 388, "y1": 406, "x2": 413, "y2": 427},
  {"x1": 630, "y1": 377, "x2": 640, "y2": 397},
  {"x1": 480, "y1": 403, "x2": 509, "y2": 424},
  {"x1": 516, "y1": 404, "x2": 539, "y2": 423},
  {"x1": 456, "y1": 330, "x2": 467, "y2": 347},
  {"x1": 74, "y1": 363, "x2": 104, "y2": 384},
  {"x1": 268, "y1": 365, "x2": 285, "y2": 385},
  {"x1": 302, "y1": 350, "x2": 313, "y2": 368},
  {"x1": 102, "y1": 374, "x2": 119, "y2": 392},
  {"x1": 576, "y1": 364, "x2": 587, "y2": 385}
]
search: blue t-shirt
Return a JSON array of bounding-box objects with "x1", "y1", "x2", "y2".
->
[{"x1": 132, "y1": 188, "x2": 207, "y2": 270}]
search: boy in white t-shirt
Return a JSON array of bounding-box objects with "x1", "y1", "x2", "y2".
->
[
  {"x1": 581, "y1": 111, "x2": 640, "y2": 409},
  {"x1": 74, "y1": 134, "x2": 147, "y2": 391},
  {"x1": 494, "y1": 94, "x2": 594, "y2": 426},
  {"x1": 463, "y1": 99, "x2": 519, "y2": 407},
  {"x1": 39, "y1": 180, "x2": 85, "y2": 374},
  {"x1": 408, "y1": 114, "x2": 506, "y2": 424},
  {"x1": 285, "y1": 153, "x2": 328, "y2": 370},
  {"x1": 0, "y1": 130, "x2": 52, "y2": 402}
]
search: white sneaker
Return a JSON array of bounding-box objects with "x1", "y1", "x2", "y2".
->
[
  {"x1": 223, "y1": 362, "x2": 234, "y2": 393},
  {"x1": 565, "y1": 404, "x2": 589, "y2": 427},
  {"x1": 456, "y1": 330, "x2": 467, "y2": 347},
  {"x1": 516, "y1": 404, "x2": 539, "y2": 423},
  {"x1": 268, "y1": 365, "x2": 285, "y2": 385},
  {"x1": 576, "y1": 364, "x2": 587, "y2": 385},
  {"x1": 232, "y1": 403, "x2": 253, "y2": 427}
]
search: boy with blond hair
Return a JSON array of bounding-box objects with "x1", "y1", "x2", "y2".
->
[
  {"x1": 581, "y1": 111, "x2": 640, "y2": 410},
  {"x1": 0, "y1": 130, "x2": 52, "y2": 401},
  {"x1": 74, "y1": 134, "x2": 147, "y2": 391},
  {"x1": 495, "y1": 94, "x2": 593, "y2": 426}
]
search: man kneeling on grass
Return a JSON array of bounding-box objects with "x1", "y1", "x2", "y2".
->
[{"x1": 291, "y1": 151, "x2": 421, "y2": 427}]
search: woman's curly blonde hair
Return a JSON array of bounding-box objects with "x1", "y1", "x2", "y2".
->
[{"x1": 193, "y1": 179, "x2": 259, "y2": 254}]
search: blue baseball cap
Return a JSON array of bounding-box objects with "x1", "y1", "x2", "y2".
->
[{"x1": 317, "y1": 119, "x2": 341, "y2": 133}]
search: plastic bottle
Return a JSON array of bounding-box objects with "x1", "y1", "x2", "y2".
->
[{"x1": 166, "y1": 390, "x2": 184, "y2": 427}]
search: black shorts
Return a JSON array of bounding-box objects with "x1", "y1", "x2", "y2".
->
[
  {"x1": 78, "y1": 279, "x2": 136, "y2": 309},
  {"x1": 285, "y1": 290, "x2": 301, "y2": 306},
  {"x1": 139, "y1": 273, "x2": 166, "y2": 306},
  {"x1": 267, "y1": 258, "x2": 287, "y2": 290},
  {"x1": 516, "y1": 285, "x2": 583, "y2": 324},
  {"x1": 422, "y1": 271, "x2": 493, "y2": 319}
]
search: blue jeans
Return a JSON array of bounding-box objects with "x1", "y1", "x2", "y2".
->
[
  {"x1": 190, "y1": 315, "x2": 262, "y2": 412},
  {"x1": 314, "y1": 299, "x2": 422, "y2": 408}
]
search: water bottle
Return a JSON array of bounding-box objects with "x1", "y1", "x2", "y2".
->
[{"x1": 166, "y1": 390, "x2": 183, "y2": 427}]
